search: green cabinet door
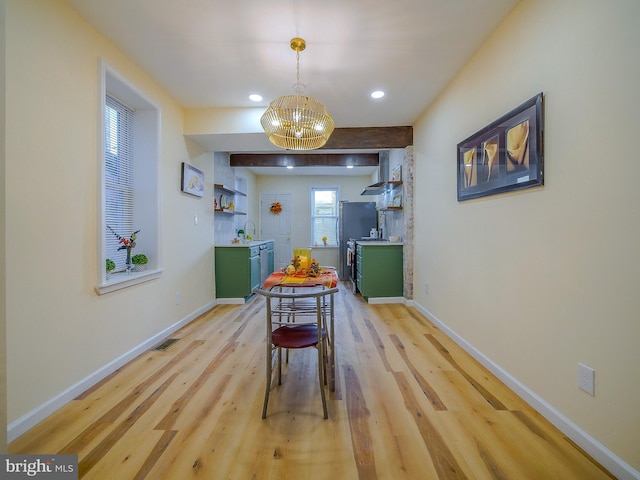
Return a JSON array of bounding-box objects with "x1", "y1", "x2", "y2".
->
[
  {"x1": 357, "y1": 244, "x2": 403, "y2": 299},
  {"x1": 215, "y1": 246, "x2": 259, "y2": 298}
]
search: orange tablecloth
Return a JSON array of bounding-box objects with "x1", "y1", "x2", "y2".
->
[{"x1": 263, "y1": 268, "x2": 338, "y2": 290}]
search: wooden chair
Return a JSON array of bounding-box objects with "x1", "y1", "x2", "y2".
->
[{"x1": 253, "y1": 286, "x2": 338, "y2": 419}]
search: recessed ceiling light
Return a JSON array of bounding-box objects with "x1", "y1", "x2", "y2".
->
[
  {"x1": 249, "y1": 94, "x2": 263, "y2": 102},
  {"x1": 371, "y1": 90, "x2": 385, "y2": 99},
  {"x1": 346, "y1": 165, "x2": 354, "y2": 169},
  {"x1": 286, "y1": 165, "x2": 294, "y2": 169}
]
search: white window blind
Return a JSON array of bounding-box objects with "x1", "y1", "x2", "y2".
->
[
  {"x1": 311, "y1": 188, "x2": 338, "y2": 246},
  {"x1": 105, "y1": 95, "x2": 134, "y2": 267}
]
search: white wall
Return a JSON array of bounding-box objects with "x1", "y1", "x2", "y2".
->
[
  {"x1": 256, "y1": 174, "x2": 370, "y2": 267},
  {"x1": 413, "y1": 0, "x2": 640, "y2": 473},
  {"x1": 5, "y1": 0, "x2": 215, "y2": 431},
  {"x1": 0, "y1": 0, "x2": 7, "y2": 453}
]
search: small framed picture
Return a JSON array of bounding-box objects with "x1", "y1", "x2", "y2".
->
[{"x1": 181, "y1": 162, "x2": 204, "y2": 198}]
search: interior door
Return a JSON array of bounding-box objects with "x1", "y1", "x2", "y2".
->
[{"x1": 260, "y1": 193, "x2": 293, "y2": 271}]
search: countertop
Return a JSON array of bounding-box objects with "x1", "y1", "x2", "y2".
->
[
  {"x1": 215, "y1": 239, "x2": 274, "y2": 247},
  {"x1": 356, "y1": 240, "x2": 403, "y2": 246}
]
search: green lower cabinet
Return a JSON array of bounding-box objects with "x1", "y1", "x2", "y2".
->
[
  {"x1": 215, "y1": 246, "x2": 260, "y2": 299},
  {"x1": 356, "y1": 244, "x2": 403, "y2": 299}
]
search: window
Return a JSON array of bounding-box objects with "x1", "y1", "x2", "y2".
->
[
  {"x1": 97, "y1": 61, "x2": 161, "y2": 294},
  {"x1": 311, "y1": 188, "x2": 338, "y2": 246},
  {"x1": 105, "y1": 96, "x2": 134, "y2": 267}
]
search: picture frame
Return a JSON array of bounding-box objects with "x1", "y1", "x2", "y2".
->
[
  {"x1": 180, "y1": 162, "x2": 204, "y2": 198},
  {"x1": 457, "y1": 93, "x2": 544, "y2": 201}
]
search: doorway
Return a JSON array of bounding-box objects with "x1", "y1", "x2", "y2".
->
[{"x1": 260, "y1": 193, "x2": 293, "y2": 270}]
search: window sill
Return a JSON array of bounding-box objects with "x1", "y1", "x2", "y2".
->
[
  {"x1": 311, "y1": 245, "x2": 338, "y2": 249},
  {"x1": 95, "y1": 268, "x2": 163, "y2": 295}
]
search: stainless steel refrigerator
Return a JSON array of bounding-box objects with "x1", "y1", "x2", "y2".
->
[{"x1": 338, "y1": 201, "x2": 377, "y2": 280}]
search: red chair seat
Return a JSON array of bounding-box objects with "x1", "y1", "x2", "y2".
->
[{"x1": 272, "y1": 325, "x2": 326, "y2": 349}]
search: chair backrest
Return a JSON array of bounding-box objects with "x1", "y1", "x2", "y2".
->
[{"x1": 253, "y1": 287, "x2": 337, "y2": 332}]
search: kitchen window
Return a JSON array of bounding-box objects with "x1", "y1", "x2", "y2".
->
[
  {"x1": 97, "y1": 60, "x2": 162, "y2": 294},
  {"x1": 311, "y1": 188, "x2": 338, "y2": 246}
]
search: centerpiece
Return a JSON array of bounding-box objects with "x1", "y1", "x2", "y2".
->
[{"x1": 107, "y1": 225, "x2": 140, "y2": 272}]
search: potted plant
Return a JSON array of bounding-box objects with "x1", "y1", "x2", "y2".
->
[
  {"x1": 131, "y1": 253, "x2": 148, "y2": 272},
  {"x1": 106, "y1": 258, "x2": 116, "y2": 279}
]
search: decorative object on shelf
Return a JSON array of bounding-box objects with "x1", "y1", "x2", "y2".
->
[
  {"x1": 105, "y1": 258, "x2": 115, "y2": 279},
  {"x1": 322, "y1": 236, "x2": 328, "y2": 247},
  {"x1": 180, "y1": 162, "x2": 204, "y2": 198},
  {"x1": 131, "y1": 253, "x2": 148, "y2": 272},
  {"x1": 270, "y1": 202, "x2": 282, "y2": 215},
  {"x1": 260, "y1": 37, "x2": 334, "y2": 150},
  {"x1": 391, "y1": 165, "x2": 402, "y2": 181},
  {"x1": 457, "y1": 92, "x2": 544, "y2": 201},
  {"x1": 107, "y1": 225, "x2": 140, "y2": 273}
]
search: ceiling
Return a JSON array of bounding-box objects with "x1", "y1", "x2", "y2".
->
[{"x1": 65, "y1": 0, "x2": 520, "y2": 174}]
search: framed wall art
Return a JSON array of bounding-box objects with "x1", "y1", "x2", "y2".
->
[
  {"x1": 457, "y1": 93, "x2": 544, "y2": 201},
  {"x1": 180, "y1": 162, "x2": 204, "y2": 198}
]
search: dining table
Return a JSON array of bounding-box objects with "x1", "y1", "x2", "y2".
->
[
  {"x1": 262, "y1": 267, "x2": 339, "y2": 391},
  {"x1": 262, "y1": 267, "x2": 339, "y2": 290}
]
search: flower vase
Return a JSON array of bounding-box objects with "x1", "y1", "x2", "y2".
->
[{"x1": 126, "y1": 247, "x2": 132, "y2": 274}]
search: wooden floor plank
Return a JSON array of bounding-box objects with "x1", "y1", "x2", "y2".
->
[{"x1": 9, "y1": 289, "x2": 615, "y2": 479}]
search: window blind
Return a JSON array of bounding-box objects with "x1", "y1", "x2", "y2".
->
[
  {"x1": 105, "y1": 95, "x2": 134, "y2": 267},
  {"x1": 311, "y1": 188, "x2": 338, "y2": 246}
]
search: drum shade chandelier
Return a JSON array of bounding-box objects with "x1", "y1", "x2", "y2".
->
[{"x1": 261, "y1": 38, "x2": 334, "y2": 150}]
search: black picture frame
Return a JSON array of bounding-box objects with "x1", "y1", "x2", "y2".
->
[
  {"x1": 457, "y1": 93, "x2": 544, "y2": 201},
  {"x1": 180, "y1": 162, "x2": 204, "y2": 198}
]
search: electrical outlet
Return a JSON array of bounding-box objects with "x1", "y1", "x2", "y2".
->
[
  {"x1": 194, "y1": 214, "x2": 198, "y2": 225},
  {"x1": 424, "y1": 283, "x2": 429, "y2": 294},
  {"x1": 578, "y1": 363, "x2": 595, "y2": 396},
  {"x1": 176, "y1": 292, "x2": 182, "y2": 305}
]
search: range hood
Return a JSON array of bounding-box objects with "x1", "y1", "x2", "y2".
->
[{"x1": 361, "y1": 152, "x2": 389, "y2": 195}]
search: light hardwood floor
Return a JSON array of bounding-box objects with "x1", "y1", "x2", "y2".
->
[{"x1": 10, "y1": 287, "x2": 614, "y2": 479}]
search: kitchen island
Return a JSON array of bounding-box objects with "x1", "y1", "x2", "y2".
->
[
  {"x1": 215, "y1": 240, "x2": 274, "y2": 302},
  {"x1": 356, "y1": 241, "x2": 403, "y2": 302}
]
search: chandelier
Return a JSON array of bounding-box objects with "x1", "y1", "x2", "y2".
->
[{"x1": 261, "y1": 38, "x2": 334, "y2": 150}]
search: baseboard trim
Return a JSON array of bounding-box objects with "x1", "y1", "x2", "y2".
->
[
  {"x1": 366, "y1": 296, "x2": 405, "y2": 304},
  {"x1": 413, "y1": 302, "x2": 639, "y2": 480},
  {"x1": 215, "y1": 297, "x2": 246, "y2": 305},
  {"x1": 7, "y1": 300, "x2": 217, "y2": 443}
]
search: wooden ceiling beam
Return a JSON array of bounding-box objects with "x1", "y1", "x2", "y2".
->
[
  {"x1": 230, "y1": 153, "x2": 379, "y2": 168},
  {"x1": 230, "y1": 126, "x2": 412, "y2": 167},
  {"x1": 320, "y1": 126, "x2": 413, "y2": 150}
]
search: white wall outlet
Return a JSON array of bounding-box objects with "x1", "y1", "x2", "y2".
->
[
  {"x1": 578, "y1": 363, "x2": 595, "y2": 396},
  {"x1": 424, "y1": 283, "x2": 429, "y2": 294},
  {"x1": 194, "y1": 214, "x2": 198, "y2": 225},
  {"x1": 176, "y1": 292, "x2": 182, "y2": 305}
]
